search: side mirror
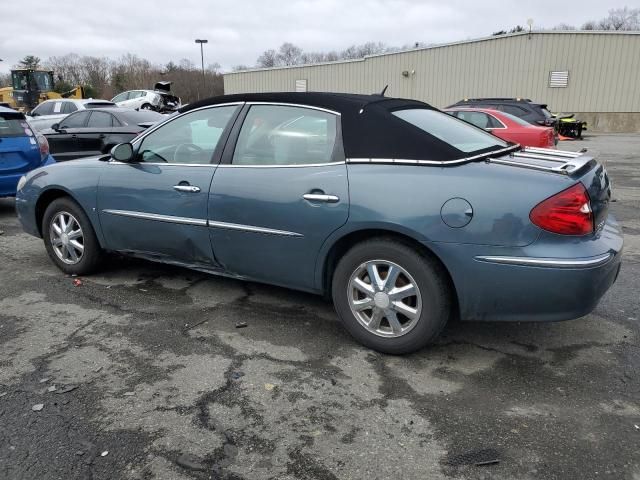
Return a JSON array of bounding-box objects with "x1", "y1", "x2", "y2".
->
[
  {"x1": 110, "y1": 143, "x2": 135, "y2": 162},
  {"x1": 51, "y1": 123, "x2": 60, "y2": 131}
]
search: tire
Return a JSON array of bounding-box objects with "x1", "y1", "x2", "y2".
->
[
  {"x1": 42, "y1": 197, "x2": 104, "y2": 275},
  {"x1": 140, "y1": 103, "x2": 153, "y2": 110},
  {"x1": 332, "y1": 238, "x2": 451, "y2": 354}
]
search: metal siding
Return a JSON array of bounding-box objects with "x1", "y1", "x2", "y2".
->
[{"x1": 223, "y1": 33, "x2": 640, "y2": 112}]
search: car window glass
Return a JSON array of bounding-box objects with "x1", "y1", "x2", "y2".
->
[
  {"x1": 456, "y1": 111, "x2": 491, "y2": 129},
  {"x1": 52, "y1": 102, "x2": 63, "y2": 114},
  {"x1": 499, "y1": 105, "x2": 527, "y2": 117},
  {"x1": 60, "y1": 111, "x2": 91, "y2": 128},
  {"x1": 498, "y1": 111, "x2": 533, "y2": 127},
  {"x1": 112, "y1": 92, "x2": 127, "y2": 102},
  {"x1": 485, "y1": 114, "x2": 504, "y2": 128},
  {"x1": 233, "y1": 105, "x2": 337, "y2": 166},
  {"x1": 32, "y1": 102, "x2": 54, "y2": 116},
  {"x1": 88, "y1": 111, "x2": 113, "y2": 128},
  {"x1": 393, "y1": 108, "x2": 507, "y2": 153},
  {"x1": 137, "y1": 105, "x2": 239, "y2": 164},
  {"x1": 62, "y1": 102, "x2": 78, "y2": 114},
  {"x1": 0, "y1": 112, "x2": 26, "y2": 137}
]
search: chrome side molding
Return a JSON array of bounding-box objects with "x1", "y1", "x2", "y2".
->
[{"x1": 475, "y1": 252, "x2": 613, "y2": 268}]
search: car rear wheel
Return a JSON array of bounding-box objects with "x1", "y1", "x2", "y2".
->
[
  {"x1": 140, "y1": 103, "x2": 153, "y2": 110},
  {"x1": 332, "y1": 239, "x2": 451, "y2": 354},
  {"x1": 42, "y1": 197, "x2": 104, "y2": 275}
]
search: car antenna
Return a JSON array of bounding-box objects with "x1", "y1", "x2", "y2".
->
[
  {"x1": 379, "y1": 85, "x2": 389, "y2": 96},
  {"x1": 360, "y1": 86, "x2": 390, "y2": 114}
]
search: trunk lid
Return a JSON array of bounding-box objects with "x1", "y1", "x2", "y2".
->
[
  {"x1": 488, "y1": 147, "x2": 611, "y2": 233},
  {"x1": 0, "y1": 110, "x2": 42, "y2": 175}
]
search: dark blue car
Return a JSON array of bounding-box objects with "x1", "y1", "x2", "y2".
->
[
  {"x1": 14, "y1": 93, "x2": 623, "y2": 353},
  {"x1": 0, "y1": 106, "x2": 55, "y2": 197}
]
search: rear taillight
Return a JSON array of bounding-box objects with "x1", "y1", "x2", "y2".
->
[
  {"x1": 36, "y1": 133, "x2": 49, "y2": 161},
  {"x1": 530, "y1": 183, "x2": 593, "y2": 235}
]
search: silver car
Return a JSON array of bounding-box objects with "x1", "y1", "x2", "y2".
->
[
  {"x1": 27, "y1": 99, "x2": 116, "y2": 131},
  {"x1": 111, "y1": 83, "x2": 181, "y2": 113}
]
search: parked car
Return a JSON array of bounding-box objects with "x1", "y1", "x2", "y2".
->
[
  {"x1": 0, "y1": 106, "x2": 54, "y2": 197},
  {"x1": 27, "y1": 99, "x2": 116, "y2": 131},
  {"x1": 42, "y1": 108, "x2": 164, "y2": 161},
  {"x1": 447, "y1": 98, "x2": 557, "y2": 128},
  {"x1": 15, "y1": 92, "x2": 622, "y2": 354},
  {"x1": 445, "y1": 107, "x2": 556, "y2": 148},
  {"x1": 111, "y1": 82, "x2": 181, "y2": 113}
]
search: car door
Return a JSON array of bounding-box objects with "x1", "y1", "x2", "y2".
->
[
  {"x1": 46, "y1": 110, "x2": 91, "y2": 161},
  {"x1": 75, "y1": 111, "x2": 114, "y2": 156},
  {"x1": 208, "y1": 103, "x2": 349, "y2": 291},
  {"x1": 97, "y1": 104, "x2": 242, "y2": 267}
]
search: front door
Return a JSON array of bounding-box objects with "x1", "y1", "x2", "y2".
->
[
  {"x1": 75, "y1": 110, "x2": 116, "y2": 157},
  {"x1": 47, "y1": 110, "x2": 91, "y2": 161},
  {"x1": 97, "y1": 104, "x2": 242, "y2": 267},
  {"x1": 208, "y1": 104, "x2": 349, "y2": 291}
]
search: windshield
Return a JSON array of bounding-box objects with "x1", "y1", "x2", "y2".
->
[
  {"x1": 11, "y1": 71, "x2": 53, "y2": 92},
  {"x1": 393, "y1": 108, "x2": 507, "y2": 153}
]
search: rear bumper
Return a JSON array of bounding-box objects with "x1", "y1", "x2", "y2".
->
[{"x1": 430, "y1": 217, "x2": 623, "y2": 322}]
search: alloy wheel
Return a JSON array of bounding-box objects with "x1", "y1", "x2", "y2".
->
[
  {"x1": 347, "y1": 260, "x2": 422, "y2": 338},
  {"x1": 49, "y1": 211, "x2": 85, "y2": 265}
]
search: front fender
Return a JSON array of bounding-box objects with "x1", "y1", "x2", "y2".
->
[{"x1": 16, "y1": 159, "x2": 106, "y2": 245}]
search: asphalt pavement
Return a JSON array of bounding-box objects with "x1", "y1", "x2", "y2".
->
[{"x1": 0, "y1": 134, "x2": 638, "y2": 480}]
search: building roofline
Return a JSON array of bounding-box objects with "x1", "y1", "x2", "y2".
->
[{"x1": 224, "y1": 30, "x2": 640, "y2": 76}]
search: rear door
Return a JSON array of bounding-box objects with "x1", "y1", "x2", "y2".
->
[
  {"x1": 75, "y1": 111, "x2": 115, "y2": 156},
  {"x1": 208, "y1": 103, "x2": 349, "y2": 291},
  {"x1": 0, "y1": 111, "x2": 41, "y2": 186}
]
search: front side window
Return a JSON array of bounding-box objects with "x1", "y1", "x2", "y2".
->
[
  {"x1": 60, "y1": 111, "x2": 91, "y2": 129},
  {"x1": 137, "y1": 105, "x2": 239, "y2": 164},
  {"x1": 392, "y1": 108, "x2": 507, "y2": 153},
  {"x1": 232, "y1": 105, "x2": 337, "y2": 166},
  {"x1": 31, "y1": 102, "x2": 54, "y2": 116},
  {"x1": 112, "y1": 92, "x2": 128, "y2": 102}
]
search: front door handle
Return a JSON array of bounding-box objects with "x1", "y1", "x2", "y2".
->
[
  {"x1": 303, "y1": 193, "x2": 340, "y2": 203},
  {"x1": 173, "y1": 185, "x2": 201, "y2": 193}
]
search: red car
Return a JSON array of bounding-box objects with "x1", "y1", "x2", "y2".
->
[{"x1": 445, "y1": 107, "x2": 556, "y2": 148}]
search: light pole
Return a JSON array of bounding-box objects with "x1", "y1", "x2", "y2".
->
[{"x1": 195, "y1": 39, "x2": 208, "y2": 98}]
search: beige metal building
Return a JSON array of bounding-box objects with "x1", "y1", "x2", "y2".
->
[{"x1": 224, "y1": 31, "x2": 640, "y2": 132}]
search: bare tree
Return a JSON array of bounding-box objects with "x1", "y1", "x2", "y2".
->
[
  {"x1": 552, "y1": 23, "x2": 577, "y2": 30},
  {"x1": 277, "y1": 43, "x2": 303, "y2": 66},
  {"x1": 257, "y1": 49, "x2": 279, "y2": 68},
  {"x1": 582, "y1": 6, "x2": 640, "y2": 30}
]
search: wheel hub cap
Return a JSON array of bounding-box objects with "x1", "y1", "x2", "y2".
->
[
  {"x1": 347, "y1": 260, "x2": 422, "y2": 338},
  {"x1": 374, "y1": 292, "x2": 390, "y2": 309}
]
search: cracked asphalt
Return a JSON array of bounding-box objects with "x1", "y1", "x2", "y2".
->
[{"x1": 0, "y1": 134, "x2": 639, "y2": 480}]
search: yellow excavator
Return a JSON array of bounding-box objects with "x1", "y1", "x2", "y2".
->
[{"x1": 0, "y1": 69, "x2": 85, "y2": 112}]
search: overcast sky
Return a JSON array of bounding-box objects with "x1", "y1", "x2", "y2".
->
[{"x1": 1, "y1": 0, "x2": 637, "y2": 74}]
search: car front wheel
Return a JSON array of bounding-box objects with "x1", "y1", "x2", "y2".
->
[
  {"x1": 42, "y1": 197, "x2": 104, "y2": 275},
  {"x1": 332, "y1": 239, "x2": 451, "y2": 354}
]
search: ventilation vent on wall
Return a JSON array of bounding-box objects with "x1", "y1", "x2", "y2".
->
[
  {"x1": 549, "y1": 71, "x2": 569, "y2": 88},
  {"x1": 295, "y1": 79, "x2": 308, "y2": 92}
]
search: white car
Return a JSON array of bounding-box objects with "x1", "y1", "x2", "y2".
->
[
  {"x1": 111, "y1": 83, "x2": 181, "y2": 113},
  {"x1": 27, "y1": 99, "x2": 116, "y2": 131}
]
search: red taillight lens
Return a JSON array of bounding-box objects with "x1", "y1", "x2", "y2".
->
[
  {"x1": 530, "y1": 183, "x2": 593, "y2": 235},
  {"x1": 36, "y1": 133, "x2": 49, "y2": 160}
]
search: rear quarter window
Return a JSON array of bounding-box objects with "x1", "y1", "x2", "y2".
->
[{"x1": 392, "y1": 109, "x2": 507, "y2": 153}]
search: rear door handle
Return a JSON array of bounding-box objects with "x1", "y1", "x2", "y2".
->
[
  {"x1": 173, "y1": 185, "x2": 201, "y2": 193},
  {"x1": 303, "y1": 193, "x2": 340, "y2": 203}
]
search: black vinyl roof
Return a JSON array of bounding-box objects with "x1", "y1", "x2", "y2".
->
[{"x1": 182, "y1": 92, "x2": 472, "y2": 161}]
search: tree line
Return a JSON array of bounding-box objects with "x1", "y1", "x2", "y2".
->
[
  {"x1": 0, "y1": 54, "x2": 224, "y2": 104},
  {"x1": 493, "y1": 6, "x2": 639, "y2": 35}
]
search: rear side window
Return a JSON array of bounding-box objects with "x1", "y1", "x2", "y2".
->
[
  {"x1": 454, "y1": 111, "x2": 502, "y2": 129},
  {"x1": 0, "y1": 113, "x2": 28, "y2": 137},
  {"x1": 498, "y1": 105, "x2": 528, "y2": 117},
  {"x1": 233, "y1": 105, "x2": 337, "y2": 166},
  {"x1": 393, "y1": 109, "x2": 507, "y2": 153},
  {"x1": 62, "y1": 102, "x2": 78, "y2": 114},
  {"x1": 87, "y1": 111, "x2": 114, "y2": 128}
]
